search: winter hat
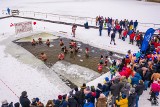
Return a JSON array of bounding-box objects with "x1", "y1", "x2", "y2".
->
[
  {"x1": 121, "y1": 94, "x2": 126, "y2": 99},
  {"x1": 36, "y1": 97, "x2": 39, "y2": 102},
  {"x1": 74, "y1": 87, "x2": 78, "y2": 92},
  {"x1": 86, "y1": 86, "x2": 90, "y2": 91},
  {"x1": 140, "y1": 55, "x2": 144, "y2": 59},
  {"x1": 82, "y1": 83, "x2": 86, "y2": 87},
  {"x1": 125, "y1": 83, "x2": 131, "y2": 90},
  {"x1": 105, "y1": 77, "x2": 109, "y2": 82},
  {"x1": 97, "y1": 83, "x2": 102, "y2": 90},
  {"x1": 63, "y1": 94, "x2": 67, "y2": 100},
  {"x1": 149, "y1": 58, "x2": 152, "y2": 61},
  {"x1": 130, "y1": 88, "x2": 135, "y2": 93},
  {"x1": 153, "y1": 51, "x2": 157, "y2": 54},
  {"x1": 134, "y1": 59, "x2": 138, "y2": 63},
  {"x1": 154, "y1": 56, "x2": 158, "y2": 60},
  {"x1": 126, "y1": 55, "x2": 129, "y2": 59},
  {"x1": 133, "y1": 53, "x2": 136, "y2": 56},
  {"x1": 2, "y1": 100, "x2": 8, "y2": 105},
  {"x1": 14, "y1": 102, "x2": 20, "y2": 107},
  {"x1": 58, "y1": 95, "x2": 62, "y2": 100},
  {"x1": 21, "y1": 91, "x2": 27, "y2": 97},
  {"x1": 91, "y1": 86, "x2": 95, "y2": 92}
]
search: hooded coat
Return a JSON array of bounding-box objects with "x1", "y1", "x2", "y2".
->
[
  {"x1": 128, "y1": 93, "x2": 137, "y2": 107},
  {"x1": 121, "y1": 83, "x2": 131, "y2": 97},
  {"x1": 110, "y1": 79, "x2": 121, "y2": 96},
  {"x1": 19, "y1": 94, "x2": 30, "y2": 107},
  {"x1": 151, "y1": 81, "x2": 160, "y2": 92},
  {"x1": 131, "y1": 73, "x2": 142, "y2": 85},
  {"x1": 96, "y1": 93, "x2": 107, "y2": 107},
  {"x1": 116, "y1": 98, "x2": 128, "y2": 107}
]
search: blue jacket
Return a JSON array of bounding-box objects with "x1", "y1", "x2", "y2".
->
[
  {"x1": 134, "y1": 21, "x2": 138, "y2": 28},
  {"x1": 99, "y1": 25, "x2": 103, "y2": 31},
  {"x1": 131, "y1": 73, "x2": 142, "y2": 85},
  {"x1": 83, "y1": 102, "x2": 94, "y2": 107}
]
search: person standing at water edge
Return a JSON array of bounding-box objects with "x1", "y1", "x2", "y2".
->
[{"x1": 72, "y1": 24, "x2": 77, "y2": 37}]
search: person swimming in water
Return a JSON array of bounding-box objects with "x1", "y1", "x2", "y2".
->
[{"x1": 39, "y1": 52, "x2": 47, "y2": 62}]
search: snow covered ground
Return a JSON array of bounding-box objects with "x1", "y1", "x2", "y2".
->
[{"x1": 0, "y1": 0, "x2": 160, "y2": 106}]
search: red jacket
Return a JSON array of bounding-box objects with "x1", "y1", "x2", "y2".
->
[
  {"x1": 119, "y1": 67, "x2": 132, "y2": 78},
  {"x1": 136, "y1": 34, "x2": 140, "y2": 41},
  {"x1": 130, "y1": 33, "x2": 135, "y2": 40},
  {"x1": 123, "y1": 30, "x2": 127, "y2": 37},
  {"x1": 116, "y1": 24, "x2": 120, "y2": 30},
  {"x1": 151, "y1": 82, "x2": 160, "y2": 92}
]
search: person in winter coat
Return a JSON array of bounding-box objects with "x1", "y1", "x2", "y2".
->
[
  {"x1": 116, "y1": 94, "x2": 128, "y2": 107},
  {"x1": 1, "y1": 100, "x2": 9, "y2": 107},
  {"x1": 96, "y1": 93, "x2": 107, "y2": 107},
  {"x1": 128, "y1": 88, "x2": 137, "y2": 107},
  {"x1": 130, "y1": 32, "x2": 135, "y2": 45},
  {"x1": 68, "y1": 95, "x2": 79, "y2": 107},
  {"x1": 119, "y1": 67, "x2": 132, "y2": 78},
  {"x1": 110, "y1": 78, "x2": 121, "y2": 107},
  {"x1": 99, "y1": 24, "x2": 103, "y2": 36},
  {"x1": 74, "y1": 87, "x2": 83, "y2": 107},
  {"x1": 83, "y1": 99, "x2": 94, "y2": 107},
  {"x1": 19, "y1": 91, "x2": 31, "y2": 107},
  {"x1": 121, "y1": 83, "x2": 131, "y2": 98},
  {"x1": 80, "y1": 83, "x2": 87, "y2": 106},
  {"x1": 131, "y1": 73, "x2": 142, "y2": 86},
  {"x1": 134, "y1": 20, "x2": 138, "y2": 31},
  {"x1": 107, "y1": 23, "x2": 112, "y2": 36},
  {"x1": 84, "y1": 86, "x2": 91, "y2": 98},
  {"x1": 110, "y1": 32, "x2": 116, "y2": 45},
  {"x1": 148, "y1": 80, "x2": 160, "y2": 105},
  {"x1": 30, "y1": 98, "x2": 37, "y2": 107},
  {"x1": 54, "y1": 95, "x2": 63, "y2": 107},
  {"x1": 122, "y1": 29, "x2": 128, "y2": 41},
  {"x1": 135, "y1": 80, "x2": 145, "y2": 107},
  {"x1": 136, "y1": 33, "x2": 141, "y2": 47},
  {"x1": 143, "y1": 70, "x2": 152, "y2": 90},
  {"x1": 46, "y1": 100, "x2": 54, "y2": 107},
  {"x1": 118, "y1": 27, "x2": 123, "y2": 39},
  {"x1": 14, "y1": 102, "x2": 20, "y2": 107}
]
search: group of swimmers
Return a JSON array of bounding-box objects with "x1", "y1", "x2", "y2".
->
[
  {"x1": 32, "y1": 37, "x2": 107, "y2": 73},
  {"x1": 31, "y1": 38, "x2": 50, "y2": 47}
]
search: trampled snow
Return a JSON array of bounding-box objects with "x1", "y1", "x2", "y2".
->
[{"x1": 0, "y1": 0, "x2": 160, "y2": 106}]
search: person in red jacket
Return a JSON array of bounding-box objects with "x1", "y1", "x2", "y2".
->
[
  {"x1": 136, "y1": 34, "x2": 141, "y2": 47},
  {"x1": 130, "y1": 32, "x2": 135, "y2": 45},
  {"x1": 122, "y1": 29, "x2": 128, "y2": 41},
  {"x1": 116, "y1": 24, "x2": 120, "y2": 32}
]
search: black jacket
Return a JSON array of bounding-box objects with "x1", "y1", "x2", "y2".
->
[
  {"x1": 68, "y1": 97, "x2": 79, "y2": 107},
  {"x1": 128, "y1": 93, "x2": 137, "y2": 107},
  {"x1": 19, "y1": 96, "x2": 31, "y2": 107},
  {"x1": 111, "y1": 32, "x2": 115, "y2": 38},
  {"x1": 110, "y1": 80, "x2": 121, "y2": 96},
  {"x1": 135, "y1": 83, "x2": 145, "y2": 96}
]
